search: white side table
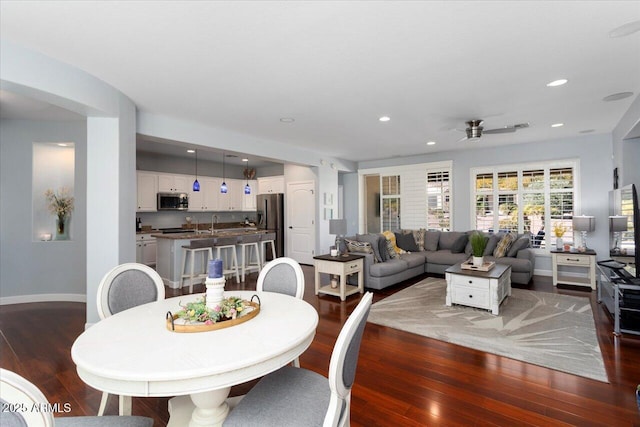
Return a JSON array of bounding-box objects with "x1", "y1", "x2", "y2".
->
[
  {"x1": 551, "y1": 249, "x2": 597, "y2": 290},
  {"x1": 314, "y1": 253, "x2": 364, "y2": 301}
]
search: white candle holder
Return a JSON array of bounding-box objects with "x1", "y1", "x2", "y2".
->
[{"x1": 205, "y1": 276, "x2": 226, "y2": 310}]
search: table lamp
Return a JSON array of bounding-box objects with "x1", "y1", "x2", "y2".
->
[
  {"x1": 609, "y1": 215, "x2": 628, "y2": 254},
  {"x1": 329, "y1": 218, "x2": 347, "y2": 256},
  {"x1": 573, "y1": 215, "x2": 595, "y2": 250}
]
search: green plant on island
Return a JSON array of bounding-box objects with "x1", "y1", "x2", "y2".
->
[{"x1": 470, "y1": 231, "x2": 488, "y2": 257}]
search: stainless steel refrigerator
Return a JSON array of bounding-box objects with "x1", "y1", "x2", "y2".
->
[{"x1": 257, "y1": 193, "x2": 285, "y2": 259}]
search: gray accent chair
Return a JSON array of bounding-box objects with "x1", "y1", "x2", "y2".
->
[
  {"x1": 256, "y1": 256, "x2": 305, "y2": 367},
  {"x1": 223, "y1": 292, "x2": 373, "y2": 427},
  {"x1": 95, "y1": 263, "x2": 165, "y2": 416},
  {"x1": 0, "y1": 369, "x2": 153, "y2": 427}
]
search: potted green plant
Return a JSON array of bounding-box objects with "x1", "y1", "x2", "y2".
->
[{"x1": 470, "y1": 231, "x2": 488, "y2": 267}]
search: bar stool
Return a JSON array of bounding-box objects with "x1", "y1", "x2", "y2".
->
[
  {"x1": 238, "y1": 234, "x2": 262, "y2": 282},
  {"x1": 180, "y1": 243, "x2": 213, "y2": 294},
  {"x1": 259, "y1": 232, "x2": 277, "y2": 265},
  {"x1": 214, "y1": 236, "x2": 240, "y2": 283}
]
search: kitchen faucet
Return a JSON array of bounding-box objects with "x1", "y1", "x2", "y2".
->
[{"x1": 211, "y1": 214, "x2": 218, "y2": 234}]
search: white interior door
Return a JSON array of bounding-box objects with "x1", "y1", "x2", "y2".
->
[{"x1": 286, "y1": 181, "x2": 315, "y2": 265}]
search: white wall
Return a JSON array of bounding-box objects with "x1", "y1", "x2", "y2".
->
[{"x1": 0, "y1": 119, "x2": 87, "y2": 302}]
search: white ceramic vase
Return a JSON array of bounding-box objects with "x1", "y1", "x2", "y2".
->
[
  {"x1": 205, "y1": 277, "x2": 226, "y2": 309},
  {"x1": 472, "y1": 256, "x2": 484, "y2": 267},
  {"x1": 556, "y1": 237, "x2": 563, "y2": 250}
]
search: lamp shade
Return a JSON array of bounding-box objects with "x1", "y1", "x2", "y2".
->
[
  {"x1": 609, "y1": 215, "x2": 628, "y2": 232},
  {"x1": 572, "y1": 215, "x2": 595, "y2": 232},
  {"x1": 329, "y1": 219, "x2": 347, "y2": 235}
]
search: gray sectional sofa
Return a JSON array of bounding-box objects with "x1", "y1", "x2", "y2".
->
[{"x1": 342, "y1": 230, "x2": 536, "y2": 290}]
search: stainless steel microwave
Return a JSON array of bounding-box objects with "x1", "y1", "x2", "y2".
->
[{"x1": 157, "y1": 193, "x2": 189, "y2": 211}]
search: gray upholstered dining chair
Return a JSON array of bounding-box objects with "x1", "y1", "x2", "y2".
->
[
  {"x1": 256, "y1": 257, "x2": 305, "y2": 299},
  {"x1": 223, "y1": 292, "x2": 373, "y2": 427},
  {"x1": 0, "y1": 368, "x2": 153, "y2": 427},
  {"x1": 96, "y1": 262, "x2": 165, "y2": 416}
]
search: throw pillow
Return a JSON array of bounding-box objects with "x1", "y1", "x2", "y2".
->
[
  {"x1": 395, "y1": 232, "x2": 419, "y2": 252},
  {"x1": 357, "y1": 233, "x2": 383, "y2": 262},
  {"x1": 450, "y1": 234, "x2": 469, "y2": 253},
  {"x1": 507, "y1": 234, "x2": 531, "y2": 257},
  {"x1": 412, "y1": 229, "x2": 426, "y2": 252},
  {"x1": 344, "y1": 238, "x2": 374, "y2": 257},
  {"x1": 424, "y1": 230, "x2": 440, "y2": 251},
  {"x1": 493, "y1": 233, "x2": 516, "y2": 258},
  {"x1": 378, "y1": 234, "x2": 389, "y2": 261},
  {"x1": 483, "y1": 234, "x2": 500, "y2": 256},
  {"x1": 385, "y1": 238, "x2": 399, "y2": 259},
  {"x1": 382, "y1": 230, "x2": 404, "y2": 256}
]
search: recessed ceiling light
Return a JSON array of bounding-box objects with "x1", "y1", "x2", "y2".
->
[
  {"x1": 603, "y1": 92, "x2": 634, "y2": 102},
  {"x1": 187, "y1": 149, "x2": 195, "y2": 153},
  {"x1": 426, "y1": 141, "x2": 436, "y2": 146},
  {"x1": 242, "y1": 158, "x2": 249, "y2": 162},
  {"x1": 609, "y1": 20, "x2": 640, "y2": 38},
  {"x1": 379, "y1": 116, "x2": 391, "y2": 122},
  {"x1": 280, "y1": 117, "x2": 295, "y2": 123},
  {"x1": 551, "y1": 123, "x2": 564, "y2": 128},
  {"x1": 546, "y1": 79, "x2": 568, "y2": 87},
  {"x1": 57, "y1": 143, "x2": 69, "y2": 147}
]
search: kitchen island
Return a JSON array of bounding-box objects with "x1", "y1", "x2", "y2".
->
[{"x1": 153, "y1": 228, "x2": 274, "y2": 289}]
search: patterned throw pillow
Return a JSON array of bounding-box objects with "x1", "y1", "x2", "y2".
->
[
  {"x1": 344, "y1": 238, "x2": 374, "y2": 256},
  {"x1": 412, "y1": 229, "x2": 426, "y2": 251},
  {"x1": 382, "y1": 230, "x2": 404, "y2": 256},
  {"x1": 385, "y1": 238, "x2": 399, "y2": 259},
  {"x1": 493, "y1": 233, "x2": 516, "y2": 258}
]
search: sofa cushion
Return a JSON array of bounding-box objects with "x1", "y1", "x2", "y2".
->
[
  {"x1": 493, "y1": 233, "x2": 516, "y2": 258},
  {"x1": 357, "y1": 233, "x2": 383, "y2": 262},
  {"x1": 411, "y1": 229, "x2": 426, "y2": 251},
  {"x1": 378, "y1": 236, "x2": 390, "y2": 262},
  {"x1": 507, "y1": 233, "x2": 531, "y2": 257},
  {"x1": 399, "y1": 252, "x2": 428, "y2": 268},
  {"x1": 345, "y1": 238, "x2": 374, "y2": 258},
  {"x1": 395, "y1": 232, "x2": 419, "y2": 252},
  {"x1": 485, "y1": 255, "x2": 532, "y2": 273},
  {"x1": 484, "y1": 234, "x2": 500, "y2": 256},
  {"x1": 425, "y1": 250, "x2": 469, "y2": 265},
  {"x1": 450, "y1": 234, "x2": 469, "y2": 253},
  {"x1": 438, "y1": 231, "x2": 466, "y2": 250},
  {"x1": 424, "y1": 230, "x2": 440, "y2": 251},
  {"x1": 369, "y1": 258, "x2": 408, "y2": 277}
]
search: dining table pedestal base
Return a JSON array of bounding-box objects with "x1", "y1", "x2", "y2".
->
[{"x1": 167, "y1": 387, "x2": 231, "y2": 427}]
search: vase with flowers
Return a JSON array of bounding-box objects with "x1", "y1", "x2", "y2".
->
[
  {"x1": 553, "y1": 222, "x2": 566, "y2": 250},
  {"x1": 45, "y1": 187, "x2": 74, "y2": 240}
]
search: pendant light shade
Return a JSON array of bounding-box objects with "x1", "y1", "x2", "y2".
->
[
  {"x1": 192, "y1": 150, "x2": 200, "y2": 192},
  {"x1": 221, "y1": 152, "x2": 227, "y2": 193}
]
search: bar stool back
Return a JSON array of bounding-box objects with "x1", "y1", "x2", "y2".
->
[
  {"x1": 180, "y1": 242, "x2": 214, "y2": 294},
  {"x1": 238, "y1": 233, "x2": 262, "y2": 282},
  {"x1": 259, "y1": 232, "x2": 278, "y2": 265},
  {"x1": 214, "y1": 236, "x2": 240, "y2": 283}
]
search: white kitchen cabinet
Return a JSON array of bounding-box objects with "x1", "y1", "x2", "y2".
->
[
  {"x1": 242, "y1": 180, "x2": 258, "y2": 211},
  {"x1": 158, "y1": 173, "x2": 191, "y2": 193},
  {"x1": 189, "y1": 177, "x2": 221, "y2": 211},
  {"x1": 136, "y1": 233, "x2": 157, "y2": 267},
  {"x1": 258, "y1": 176, "x2": 284, "y2": 194},
  {"x1": 137, "y1": 171, "x2": 158, "y2": 212},
  {"x1": 218, "y1": 179, "x2": 243, "y2": 211}
]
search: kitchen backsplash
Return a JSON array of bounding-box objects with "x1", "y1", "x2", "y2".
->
[{"x1": 137, "y1": 211, "x2": 258, "y2": 230}]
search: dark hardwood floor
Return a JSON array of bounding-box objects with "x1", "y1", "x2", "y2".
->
[{"x1": 1, "y1": 267, "x2": 639, "y2": 426}]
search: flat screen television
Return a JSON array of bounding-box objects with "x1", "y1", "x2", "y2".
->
[{"x1": 609, "y1": 183, "x2": 639, "y2": 278}]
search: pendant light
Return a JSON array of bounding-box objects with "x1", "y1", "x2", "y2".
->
[
  {"x1": 244, "y1": 158, "x2": 251, "y2": 195},
  {"x1": 192, "y1": 150, "x2": 200, "y2": 192},
  {"x1": 220, "y1": 152, "x2": 228, "y2": 193}
]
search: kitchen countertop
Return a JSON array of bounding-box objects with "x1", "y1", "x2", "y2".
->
[{"x1": 152, "y1": 228, "x2": 272, "y2": 240}]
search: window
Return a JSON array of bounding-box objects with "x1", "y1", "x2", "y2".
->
[
  {"x1": 381, "y1": 175, "x2": 401, "y2": 230},
  {"x1": 427, "y1": 171, "x2": 450, "y2": 231},
  {"x1": 472, "y1": 161, "x2": 578, "y2": 249}
]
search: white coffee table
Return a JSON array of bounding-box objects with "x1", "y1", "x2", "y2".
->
[{"x1": 445, "y1": 263, "x2": 512, "y2": 315}]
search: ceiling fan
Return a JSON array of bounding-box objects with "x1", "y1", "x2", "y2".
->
[{"x1": 458, "y1": 119, "x2": 529, "y2": 142}]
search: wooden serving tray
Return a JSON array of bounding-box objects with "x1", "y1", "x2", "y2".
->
[
  {"x1": 166, "y1": 299, "x2": 260, "y2": 333},
  {"x1": 461, "y1": 260, "x2": 496, "y2": 272}
]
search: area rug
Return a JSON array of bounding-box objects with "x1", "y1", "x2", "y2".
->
[{"x1": 368, "y1": 277, "x2": 608, "y2": 382}]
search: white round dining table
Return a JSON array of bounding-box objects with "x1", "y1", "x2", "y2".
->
[{"x1": 71, "y1": 290, "x2": 318, "y2": 427}]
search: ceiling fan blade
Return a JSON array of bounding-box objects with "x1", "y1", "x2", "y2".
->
[
  {"x1": 483, "y1": 126, "x2": 517, "y2": 134},
  {"x1": 457, "y1": 136, "x2": 468, "y2": 143}
]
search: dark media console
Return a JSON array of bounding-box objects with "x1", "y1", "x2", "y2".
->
[{"x1": 598, "y1": 258, "x2": 640, "y2": 335}]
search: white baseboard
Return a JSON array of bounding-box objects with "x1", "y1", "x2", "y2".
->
[
  {"x1": 0, "y1": 293, "x2": 87, "y2": 305},
  {"x1": 534, "y1": 268, "x2": 552, "y2": 277}
]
